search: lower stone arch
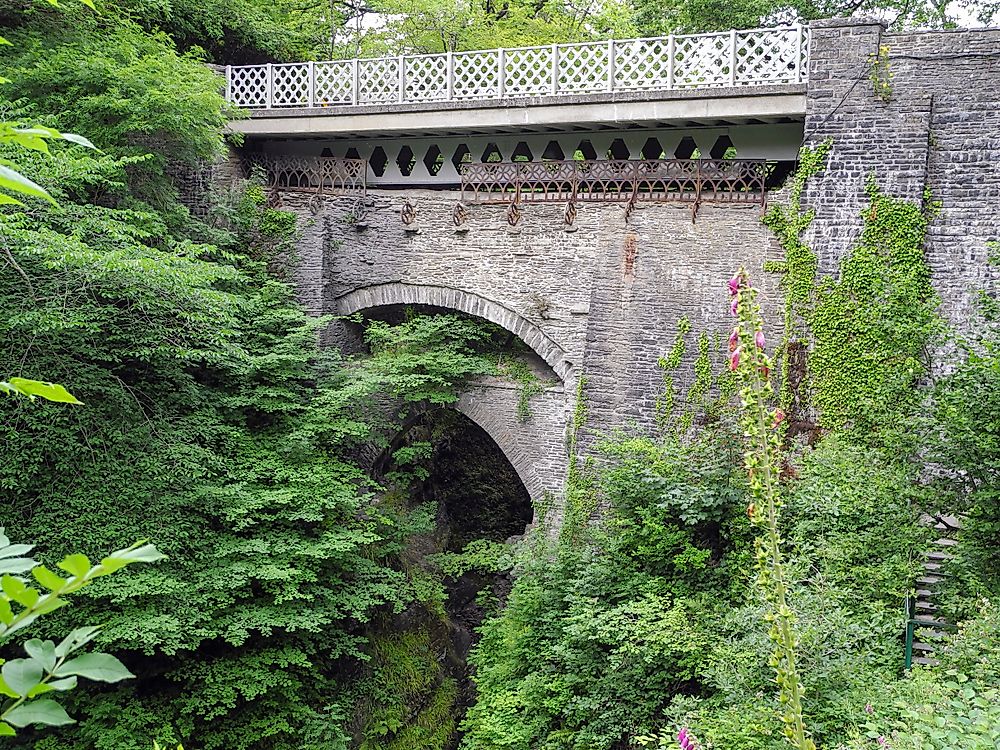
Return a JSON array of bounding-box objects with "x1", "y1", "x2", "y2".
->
[
  {"x1": 375, "y1": 392, "x2": 543, "y2": 519},
  {"x1": 335, "y1": 282, "x2": 571, "y2": 381}
]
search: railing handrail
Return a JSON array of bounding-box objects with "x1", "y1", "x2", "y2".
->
[{"x1": 226, "y1": 25, "x2": 809, "y2": 110}]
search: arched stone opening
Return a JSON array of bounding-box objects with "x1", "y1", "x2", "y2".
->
[
  {"x1": 376, "y1": 408, "x2": 535, "y2": 547},
  {"x1": 335, "y1": 283, "x2": 571, "y2": 382}
]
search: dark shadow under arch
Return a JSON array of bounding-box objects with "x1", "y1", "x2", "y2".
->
[{"x1": 375, "y1": 406, "x2": 536, "y2": 540}]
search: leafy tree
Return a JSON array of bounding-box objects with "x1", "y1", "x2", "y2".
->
[{"x1": 0, "y1": 527, "x2": 163, "y2": 738}]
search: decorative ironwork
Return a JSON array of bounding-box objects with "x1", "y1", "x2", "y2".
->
[
  {"x1": 350, "y1": 196, "x2": 369, "y2": 224},
  {"x1": 461, "y1": 159, "x2": 768, "y2": 210},
  {"x1": 506, "y1": 202, "x2": 523, "y2": 227},
  {"x1": 247, "y1": 155, "x2": 367, "y2": 195},
  {"x1": 226, "y1": 26, "x2": 809, "y2": 110},
  {"x1": 563, "y1": 201, "x2": 577, "y2": 226},
  {"x1": 401, "y1": 199, "x2": 417, "y2": 226}
]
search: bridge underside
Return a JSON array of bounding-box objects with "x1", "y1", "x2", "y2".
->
[{"x1": 246, "y1": 121, "x2": 802, "y2": 188}]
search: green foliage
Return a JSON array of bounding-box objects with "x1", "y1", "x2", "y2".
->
[
  {"x1": 0, "y1": 378, "x2": 82, "y2": 405},
  {"x1": 365, "y1": 313, "x2": 497, "y2": 404},
  {"x1": 429, "y1": 539, "x2": 515, "y2": 579},
  {"x1": 461, "y1": 418, "x2": 749, "y2": 750},
  {"x1": 0, "y1": 530, "x2": 162, "y2": 738},
  {"x1": 655, "y1": 317, "x2": 734, "y2": 433},
  {"x1": 497, "y1": 358, "x2": 549, "y2": 422},
  {"x1": 869, "y1": 44, "x2": 894, "y2": 103},
  {"x1": 560, "y1": 376, "x2": 596, "y2": 543},
  {"x1": 656, "y1": 316, "x2": 690, "y2": 429},
  {"x1": 0, "y1": 533, "x2": 163, "y2": 642},
  {"x1": 785, "y1": 437, "x2": 928, "y2": 606},
  {"x1": 628, "y1": 0, "x2": 987, "y2": 37},
  {"x1": 923, "y1": 251, "x2": 1000, "y2": 615},
  {"x1": 765, "y1": 144, "x2": 938, "y2": 439},
  {"x1": 357, "y1": 630, "x2": 458, "y2": 750},
  {"x1": 2, "y1": 15, "x2": 234, "y2": 209},
  {"x1": 809, "y1": 179, "x2": 937, "y2": 434},
  {"x1": 0, "y1": 109, "x2": 494, "y2": 748}
]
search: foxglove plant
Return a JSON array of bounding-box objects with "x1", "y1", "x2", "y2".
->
[
  {"x1": 677, "y1": 728, "x2": 698, "y2": 750},
  {"x1": 728, "y1": 268, "x2": 815, "y2": 750}
]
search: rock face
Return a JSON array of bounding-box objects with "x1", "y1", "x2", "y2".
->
[{"x1": 356, "y1": 411, "x2": 532, "y2": 750}]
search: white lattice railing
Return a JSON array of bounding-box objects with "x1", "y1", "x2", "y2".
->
[{"x1": 226, "y1": 25, "x2": 809, "y2": 110}]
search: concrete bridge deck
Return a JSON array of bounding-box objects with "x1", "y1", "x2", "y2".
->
[{"x1": 226, "y1": 26, "x2": 809, "y2": 142}]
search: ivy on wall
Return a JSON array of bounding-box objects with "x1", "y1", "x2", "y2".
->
[
  {"x1": 655, "y1": 318, "x2": 734, "y2": 434},
  {"x1": 764, "y1": 141, "x2": 939, "y2": 438}
]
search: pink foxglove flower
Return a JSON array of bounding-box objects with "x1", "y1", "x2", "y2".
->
[
  {"x1": 755, "y1": 330, "x2": 766, "y2": 350},
  {"x1": 730, "y1": 297, "x2": 739, "y2": 316},
  {"x1": 728, "y1": 274, "x2": 741, "y2": 295},
  {"x1": 772, "y1": 409, "x2": 786, "y2": 428},
  {"x1": 728, "y1": 327, "x2": 740, "y2": 352},
  {"x1": 729, "y1": 348, "x2": 741, "y2": 371},
  {"x1": 677, "y1": 728, "x2": 697, "y2": 750}
]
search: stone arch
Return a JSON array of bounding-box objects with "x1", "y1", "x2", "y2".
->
[
  {"x1": 335, "y1": 282, "x2": 571, "y2": 381},
  {"x1": 376, "y1": 393, "x2": 542, "y2": 510}
]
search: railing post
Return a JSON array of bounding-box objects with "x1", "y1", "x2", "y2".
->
[
  {"x1": 606, "y1": 39, "x2": 615, "y2": 92},
  {"x1": 551, "y1": 44, "x2": 559, "y2": 95},
  {"x1": 398, "y1": 55, "x2": 406, "y2": 103},
  {"x1": 446, "y1": 50, "x2": 454, "y2": 100},
  {"x1": 729, "y1": 29, "x2": 737, "y2": 86},
  {"x1": 225, "y1": 65, "x2": 232, "y2": 102},
  {"x1": 352, "y1": 59, "x2": 359, "y2": 105},
  {"x1": 667, "y1": 36, "x2": 674, "y2": 90},
  {"x1": 265, "y1": 63, "x2": 273, "y2": 108},
  {"x1": 307, "y1": 61, "x2": 315, "y2": 107},
  {"x1": 904, "y1": 619, "x2": 915, "y2": 670},
  {"x1": 497, "y1": 48, "x2": 506, "y2": 99},
  {"x1": 795, "y1": 24, "x2": 804, "y2": 83}
]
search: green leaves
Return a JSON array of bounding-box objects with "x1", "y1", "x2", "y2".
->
[
  {"x1": 0, "y1": 122, "x2": 96, "y2": 205},
  {"x1": 0, "y1": 531, "x2": 159, "y2": 738},
  {"x1": 2, "y1": 660, "x2": 44, "y2": 697},
  {"x1": 4, "y1": 700, "x2": 74, "y2": 728},
  {"x1": 0, "y1": 531, "x2": 164, "y2": 642},
  {"x1": 0, "y1": 164, "x2": 56, "y2": 205},
  {"x1": 54, "y1": 653, "x2": 134, "y2": 683},
  {"x1": 1, "y1": 378, "x2": 83, "y2": 404}
]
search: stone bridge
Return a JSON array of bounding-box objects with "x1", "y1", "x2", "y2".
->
[{"x1": 206, "y1": 18, "x2": 1000, "y2": 515}]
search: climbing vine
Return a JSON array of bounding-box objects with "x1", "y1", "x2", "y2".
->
[
  {"x1": 498, "y1": 358, "x2": 548, "y2": 422},
  {"x1": 763, "y1": 141, "x2": 938, "y2": 437},
  {"x1": 561, "y1": 375, "x2": 596, "y2": 542},
  {"x1": 655, "y1": 319, "x2": 735, "y2": 433},
  {"x1": 655, "y1": 317, "x2": 691, "y2": 429}
]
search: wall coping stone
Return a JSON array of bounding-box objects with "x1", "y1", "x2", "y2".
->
[{"x1": 809, "y1": 16, "x2": 886, "y2": 29}]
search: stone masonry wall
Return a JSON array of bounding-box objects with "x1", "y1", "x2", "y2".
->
[
  {"x1": 276, "y1": 189, "x2": 783, "y2": 508},
  {"x1": 804, "y1": 19, "x2": 1000, "y2": 340}
]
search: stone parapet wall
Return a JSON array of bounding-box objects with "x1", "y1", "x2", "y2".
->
[{"x1": 804, "y1": 19, "x2": 1000, "y2": 338}]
